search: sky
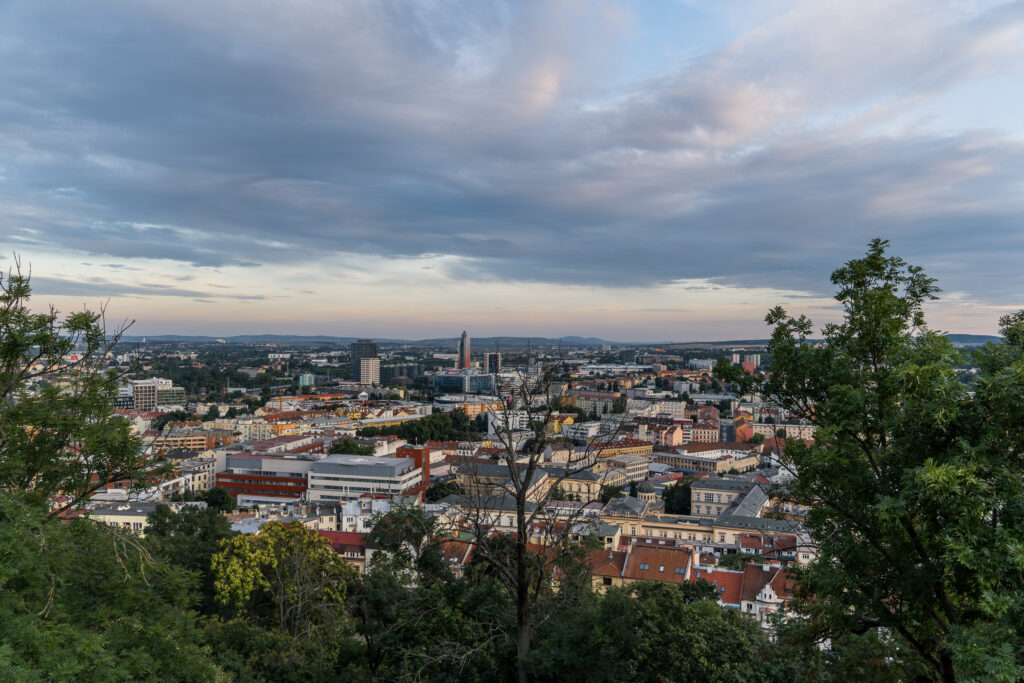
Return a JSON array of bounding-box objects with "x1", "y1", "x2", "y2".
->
[{"x1": 1, "y1": 0, "x2": 1023, "y2": 341}]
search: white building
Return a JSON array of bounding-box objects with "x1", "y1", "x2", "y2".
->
[{"x1": 306, "y1": 455, "x2": 421, "y2": 503}]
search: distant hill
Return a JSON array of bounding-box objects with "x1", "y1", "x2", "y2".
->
[
  {"x1": 943, "y1": 334, "x2": 1002, "y2": 346},
  {"x1": 116, "y1": 334, "x2": 617, "y2": 347},
  {"x1": 117, "y1": 332, "x2": 1001, "y2": 348}
]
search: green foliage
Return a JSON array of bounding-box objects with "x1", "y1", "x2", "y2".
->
[
  {"x1": 736, "y1": 239, "x2": 1024, "y2": 680},
  {"x1": 358, "y1": 408, "x2": 479, "y2": 442},
  {"x1": 329, "y1": 437, "x2": 375, "y2": 456},
  {"x1": 146, "y1": 503, "x2": 236, "y2": 613},
  {"x1": 354, "y1": 568, "x2": 512, "y2": 680},
  {"x1": 203, "y1": 405, "x2": 220, "y2": 421},
  {"x1": 662, "y1": 478, "x2": 693, "y2": 515},
  {"x1": 203, "y1": 486, "x2": 236, "y2": 513},
  {"x1": 599, "y1": 484, "x2": 623, "y2": 504},
  {"x1": 212, "y1": 521, "x2": 358, "y2": 644},
  {"x1": 425, "y1": 479, "x2": 463, "y2": 502},
  {"x1": 526, "y1": 582, "x2": 796, "y2": 682},
  {"x1": 0, "y1": 493, "x2": 225, "y2": 681},
  {"x1": 716, "y1": 553, "x2": 766, "y2": 570},
  {"x1": 151, "y1": 409, "x2": 195, "y2": 431},
  {"x1": 750, "y1": 432, "x2": 766, "y2": 444}
]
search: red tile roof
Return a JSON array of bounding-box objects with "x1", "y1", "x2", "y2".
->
[{"x1": 623, "y1": 545, "x2": 692, "y2": 584}]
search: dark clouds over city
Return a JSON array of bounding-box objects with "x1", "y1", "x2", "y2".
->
[{"x1": 1, "y1": 1, "x2": 1022, "y2": 337}]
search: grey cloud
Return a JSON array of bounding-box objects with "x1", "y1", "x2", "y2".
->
[
  {"x1": 30, "y1": 277, "x2": 267, "y2": 301},
  {"x1": 0, "y1": 1, "x2": 1023, "y2": 304}
]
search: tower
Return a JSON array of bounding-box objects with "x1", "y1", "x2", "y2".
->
[
  {"x1": 484, "y1": 352, "x2": 501, "y2": 374},
  {"x1": 458, "y1": 330, "x2": 471, "y2": 369},
  {"x1": 350, "y1": 339, "x2": 377, "y2": 380}
]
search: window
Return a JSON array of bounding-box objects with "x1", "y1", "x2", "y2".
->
[
  {"x1": 703, "y1": 493, "x2": 713, "y2": 502},
  {"x1": 658, "y1": 565, "x2": 665, "y2": 572},
  {"x1": 639, "y1": 563, "x2": 650, "y2": 570},
  {"x1": 674, "y1": 567, "x2": 685, "y2": 574},
  {"x1": 602, "y1": 577, "x2": 612, "y2": 586}
]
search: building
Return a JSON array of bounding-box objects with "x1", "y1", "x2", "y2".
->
[
  {"x1": 306, "y1": 455, "x2": 423, "y2": 502},
  {"x1": 574, "y1": 392, "x2": 621, "y2": 415},
  {"x1": 653, "y1": 444, "x2": 760, "y2": 475},
  {"x1": 433, "y1": 370, "x2": 495, "y2": 394},
  {"x1": 215, "y1": 453, "x2": 316, "y2": 505},
  {"x1": 751, "y1": 423, "x2": 817, "y2": 441},
  {"x1": 359, "y1": 358, "x2": 381, "y2": 386},
  {"x1": 298, "y1": 373, "x2": 316, "y2": 387},
  {"x1": 180, "y1": 458, "x2": 216, "y2": 492},
  {"x1": 85, "y1": 501, "x2": 206, "y2": 535},
  {"x1": 483, "y1": 352, "x2": 501, "y2": 374},
  {"x1": 350, "y1": 339, "x2": 377, "y2": 380},
  {"x1": 129, "y1": 378, "x2": 186, "y2": 411},
  {"x1": 691, "y1": 477, "x2": 758, "y2": 519},
  {"x1": 381, "y1": 363, "x2": 424, "y2": 384},
  {"x1": 458, "y1": 330, "x2": 471, "y2": 369}
]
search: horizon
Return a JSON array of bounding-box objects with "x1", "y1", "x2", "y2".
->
[{"x1": 3, "y1": 1, "x2": 1023, "y2": 338}]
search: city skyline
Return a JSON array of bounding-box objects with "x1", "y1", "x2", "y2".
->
[{"x1": 2, "y1": 1, "x2": 1023, "y2": 338}]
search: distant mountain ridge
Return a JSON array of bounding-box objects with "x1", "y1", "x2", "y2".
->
[{"x1": 117, "y1": 332, "x2": 1002, "y2": 347}]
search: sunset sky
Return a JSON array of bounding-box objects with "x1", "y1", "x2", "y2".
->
[{"x1": 1, "y1": 1, "x2": 1022, "y2": 340}]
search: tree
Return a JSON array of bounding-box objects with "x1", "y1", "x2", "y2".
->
[
  {"x1": 750, "y1": 432, "x2": 766, "y2": 445},
  {"x1": 329, "y1": 437, "x2": 374, "y2": 456},
  {"x1": 203, "y1": 486, "x2": 236, "y2": 513},
  {"x1": 0, "y1": 494, "x2": 225, "y2": 680},
  {"x1": 721, "y1": 239, "x2": 1024, "y2": 681},
  {"x1": 457, "y1": 350, "x2": 622, "y2": 683},
  {"x1": 212, "y1": 521, "x2": 358, "y2": 645},
  {"x1": 611, "y1": 396, "x2": 627, "y2": 414},
  {"x1": 662, "y1": 478, "x2": 693, "y2": 515},
  {"x1": 203, "y1": 405, "x2": 220, "y2": 421},
  {"x1": 525, "y1": 583, "x2": 792, "y2": 682},
  {"x1": 0, "y1": 263, "x2": 152, "y2": 517},
  {"x1": 146, "y1": 503, "x2": 236, "y2": 613},
  {"x1": 151, "y1": 409, "x2": 194, "y2": 431},
  {"x1": 425, "y1": 480, "x2": 463, "y2": 502},
  {"x1": 598, "y1": 484, "x2": 623, "y2": 504}
]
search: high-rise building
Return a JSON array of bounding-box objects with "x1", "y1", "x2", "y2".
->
[
  {"x1": 458, "y1": 330, "x2": 471, "y2": 369},
  {"x1": 350, "y1": 339, "x2": 377, "y2": 380},
  {"x1": 359, "y1": 358, "x2": 381, "y2": 386},
  {"x1": 484, "y1": 352, "x2": 501, "y2": 374}
]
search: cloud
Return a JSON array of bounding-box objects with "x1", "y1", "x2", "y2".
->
[
  {"x1": 0, "y1": 0, "x2": 1022, "y2": 311},
  {"x1": 29, "y1": 276, "x2": 267, "y2": 301}
]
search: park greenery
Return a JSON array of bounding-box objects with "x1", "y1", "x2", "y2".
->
[{"x1": 357, "y1": 409, "x2": 482, "y2": 443}]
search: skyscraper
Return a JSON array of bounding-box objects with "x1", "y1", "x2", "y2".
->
[
  {"x1": 359, "y1": 358, "x2": 381, "y2": 386},
  {"x1": 458, "y1": 330, "x2": 471, "y2": 369},
  {"x1": 350, "y1": 339, "x2": 377, "y2": 380},
  {"x1": 484, "y1": 352, "x2": 501, "y2": 374}
]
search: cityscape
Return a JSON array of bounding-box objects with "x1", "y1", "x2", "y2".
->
[{"x1": 1, "y1": 1, "x2": 1023, "y2": 682}]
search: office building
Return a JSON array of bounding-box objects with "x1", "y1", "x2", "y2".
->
[
  {"x1": 458, "y1": 330, "x2": 471, "y2": 369},
  {"x1": 484, "y1": 352, "x2": 501, "y2": 374},
  {"x1": 306, "y1": 455, "x2": 423, "y2": 502},
  {"x1": 129, "y1": 378, "x2": 186, "y2": 411},
  {"x1": 432, "y1": 369, "x2": 495, "y2": 394},
  {"x1": 380, "y1": 363, "x2": 424, "y2": 384},
  {"x1": 350, "y1": 339, "x2": 377, "y2": 380}
]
